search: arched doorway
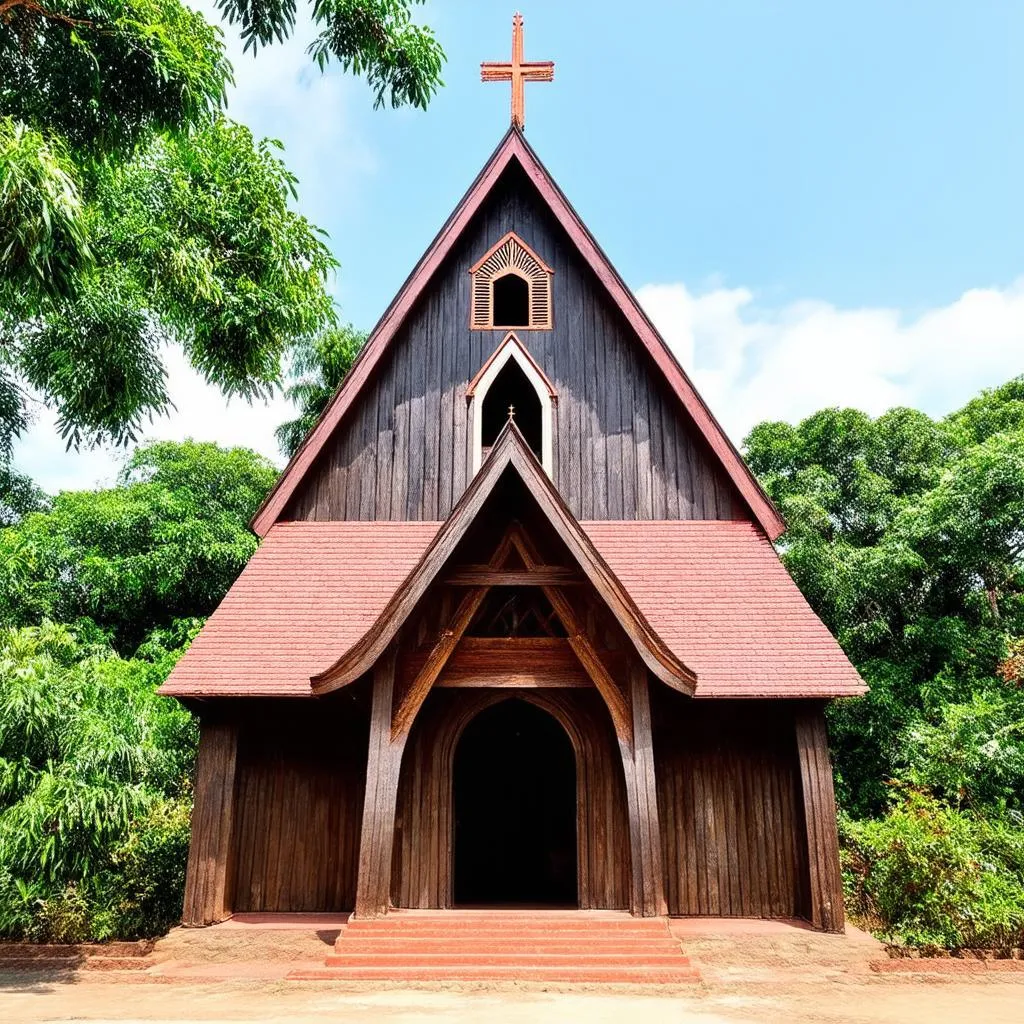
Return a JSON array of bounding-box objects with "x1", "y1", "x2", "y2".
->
[{"x1": 452, "y1": 699, "x2": 578, "y2": 906}]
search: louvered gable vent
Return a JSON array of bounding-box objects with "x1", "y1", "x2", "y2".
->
[{"x1": 469, "y1": 232, "x2": 553, "y2": 330}]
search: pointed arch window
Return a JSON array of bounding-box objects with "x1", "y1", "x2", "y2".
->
[
  {"x1": 467, "y1": 332, "x2": 556, "y2": 475},
  {"x1": 470, "y1": 232, "x2": 553, "y2": 330}
]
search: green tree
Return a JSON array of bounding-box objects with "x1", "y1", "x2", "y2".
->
[
  {"x1": 275, "y1": 324, "x2": 366, "y2": 457},
  {"x1": 0, "y1": 441, "x2": 276, "y2": 650},
  {"x1": 214, "y1": 0, "x2": 444, "y2": 110},
  {"x1": 0, "y1": 619, "x2": 197, "y2": 941},
  {"x1": 1, "y1": 0, "x2": 442, "y2": 457},
  {"x1": 745, "y1": 377, "x2": 1024, "y2": 816}
]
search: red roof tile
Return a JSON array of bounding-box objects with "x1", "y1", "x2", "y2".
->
[
  {"x1": 159, "y1": 522, "x2": 440, "y2": 698},
  {"x1": 582, "y1": 521, "x2": 866, "y2": 699},
  {"x1": 160, "y1": 520, "x2": 866, "y2": 700}
]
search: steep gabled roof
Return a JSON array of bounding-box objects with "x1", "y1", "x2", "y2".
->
[
  {"x1": 251, "y1": 128, "x2": 785, "y2": 540},
  {"x1": 311, "y1": 423, "x2": 697, "y2": 696}
]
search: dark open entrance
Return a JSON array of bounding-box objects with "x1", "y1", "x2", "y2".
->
[{"x1": 453, "y1": 699, "x2": 578, "y2": 906}]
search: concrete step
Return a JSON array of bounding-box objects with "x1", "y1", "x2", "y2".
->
[
  {"x1": 288, "y1": 965, "x2": 701, "y2": 983},
  {"x1": 334, "y1": 940, "x2": 682, "y2": 955},
  {"x1": 325, "y1": 952, "x2": 691, "y2": 967},
  {"x1": 342, "y1": 923, "x2": 670, "y2": 937}
]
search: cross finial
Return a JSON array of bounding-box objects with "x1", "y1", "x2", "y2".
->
[
  {"x1": 508, "y1": 404, "x2": 516, "y2": 422},
  {"x1": 481, "y1": 13, "x2": 554, "y2": 130}
]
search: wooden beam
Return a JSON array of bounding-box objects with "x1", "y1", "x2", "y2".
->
[
  {"x1": 182, "y1": 721, "x2": 239, "y2": 926},
  {"x1": 390, "y1": 587, "x2": 487, "y2": 741},
  {"x1": 416, "y1": 636, "x2": 592, "y2": 688},
  {"x1": 542, "y1": 585, "x2": 631, "y2": 739},
  {"x1": 442, "y1": 567, "x2": 583, "y2": 586},
  {"x1": 355, "y1": 650, "x2": 406, "y2": 918},
  {"x1": 623, "y1": 664, "x2": 666, "y2": 917},
  {"x1": 794, "y1": 704, "x2": 845, "y2": 933}
]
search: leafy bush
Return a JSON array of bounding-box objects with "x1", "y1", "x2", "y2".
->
[
  {"x1": 0, "y1": 620, "x2": 197, "y2": 941},
  {"x1": 841, "y1": 790, "x2": 1024, "y2": 950}
]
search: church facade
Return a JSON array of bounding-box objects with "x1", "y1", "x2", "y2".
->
[{"x1": 161, "y1": 124, "x2": 866, "y2": 932}]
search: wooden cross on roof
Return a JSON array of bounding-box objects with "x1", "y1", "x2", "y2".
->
[{"x1": 481, "y1": 13, "x2": 554, "y2": 130}]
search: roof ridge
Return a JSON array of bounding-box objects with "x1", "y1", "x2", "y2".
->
[{"x1": 249, "y1": 129, "x2": 784, "y2": 540}]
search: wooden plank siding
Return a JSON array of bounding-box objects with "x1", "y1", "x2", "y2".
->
[
  {"x1": 283, "y1": 164, "x2": 742, "y2": 524},
  {"x1": 652, "y1": 692, "x2": 812, "y2": 919},
  {"x1": 794, "y1": 703, "x2": 846, "y2": 932},
  {"x1": 229, "y1": 700, "x2": 369, "y2": 914}
]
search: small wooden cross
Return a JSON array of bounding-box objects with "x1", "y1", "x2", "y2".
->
[
  {"x1": 481, "y1": 13, "x2": 554, "y2": 130},
  {"x1": 508, "y1": 404, "x2": 516, "y2": 422}
]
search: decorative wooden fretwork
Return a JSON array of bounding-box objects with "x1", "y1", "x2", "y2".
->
[{"x1": 469, "y1": 232, "x2": 553, "y2": 330}]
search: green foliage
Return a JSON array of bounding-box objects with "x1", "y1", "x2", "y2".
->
[
  {"x1": 218, "y1": 0, "x2": 445, "y2": 109},
  {"x1": 0, "y1": 620, "x2": 197, "y2": 941},
  {"x1": 0, "y1": 467, "x2": 48, "y2": 527},
  {"x1": 841, "y1": 791, "x2": 1024, "y2": 950},
  {"x1": 0, "y1": 440, "x2": 276, "y2": 651},
  {"x1": 1, "y1": 0, "x2": 441, "y2": 457},
  {"x1": 275, "y1": 324, "x2": 366, "y2": 457},
  {"x1": 0, "y1": 116, "x2": 89, "y2": 301},
  {"x1": 4, "y1": 116, "x2": 338, "y2": 449},
  {"x1": 1, "y1": 1, "x2": 232, "y2": 157},
  {"x1": 746, "y1": 377, "x2": 1024, "y2": 817},
  {"x1": 748, "y1": 376, "x2": 1024, "y2": 950}
]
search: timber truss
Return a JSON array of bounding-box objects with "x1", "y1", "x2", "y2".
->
[{"x1": 317, "y1": 425, "x2": 692, "y2": 920}]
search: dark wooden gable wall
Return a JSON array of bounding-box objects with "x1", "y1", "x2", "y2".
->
[{"x1": 284, "y1": 163, "x2": 744, "y2": 523}]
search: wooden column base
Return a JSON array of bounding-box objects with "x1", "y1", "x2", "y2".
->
[
  {"x1": 354, "y1": 650, "x2": 406, "y2": 918},
  {"x1": 618, "y1": 666, "x2": 666, "y2": 917},
  {"x1": 795, "y1": 704, "x2": 845, "y2": 933},
  {"x1": 182, "y1": 721, "x2": 239, "y2": 926}
]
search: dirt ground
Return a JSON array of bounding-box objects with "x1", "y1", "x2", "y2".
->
[{"x1": 2, "y1": 921, "x2": 1023, "y2": 1024}]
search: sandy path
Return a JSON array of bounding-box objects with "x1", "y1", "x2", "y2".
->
[{"x1": 1, "y1": 974, "x2": 1023, "y2": 1024}]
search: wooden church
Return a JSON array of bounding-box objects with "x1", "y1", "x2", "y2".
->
[{"x1": 161, "y1": 16, "x2": 865, "y2": 935}]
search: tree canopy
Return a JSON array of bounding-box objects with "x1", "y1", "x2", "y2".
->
[
  {"x1": 0, "y1": 440, "x2": 277, "y2": 651},
  {"x1": 213, "y1": 0, "x2": 444, "y2": 110},
  {"x1": 0, "y1": 0, "x2": 442, "y2": 459},
  {"x1": 745, "y1": 377, "x2": 1024, "y2": 817},
  {"x1": 275, "y1": 324, "x2": 366, "y2": 457}
]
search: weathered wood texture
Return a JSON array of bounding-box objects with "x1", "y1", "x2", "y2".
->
[
  {"x1": 283, "y1": 163, "x2": 742, "y2": 524},
  {"x1": 182, "y1": 722, "x2": 239, "y2": 926},
  {"x1": 653, "y1": 693, "x2": 811, "y2": 920},
  {"x1": 794, "y1": 703, "x2": 846, "y2": 932},
  {"x1": 617, "y1": 666, "x2": 665, "y2": 916},
  {"x1": 392, "y1": 688, "x2": 631, "y2": 910},
  {"x1": 230, "y1": 700, "x2": 369, "y2": 913},
  {"x1": 356, "y1": 652, "x2": 407, "y2": 917}
]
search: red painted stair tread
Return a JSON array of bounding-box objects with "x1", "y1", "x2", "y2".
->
[{"x1": 296, "y1": 911, "x2": 700, "y2": 985}]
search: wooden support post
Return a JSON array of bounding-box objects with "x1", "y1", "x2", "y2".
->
[
  {"x1": 616, "y1": 665, "x2": 666, "y2": 917},
  {"x1": 794, "y1": 704, "x2": 845, "y2": 933},
  {"x1": 355, "y1": 650, "x2": 407, "y2": 918},
  {"x1": 182, "y1": 721, "x2": 239, "y2": 926}
]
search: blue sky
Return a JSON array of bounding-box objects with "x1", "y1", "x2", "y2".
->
[{"x1": 17, "y1": 1, "x2": 1024, "y2": 492}]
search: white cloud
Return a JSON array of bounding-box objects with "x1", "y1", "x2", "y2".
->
[
  {"x1": 637, "y1": 279, "x2": 1024, "y2": 443},
  {"x1": 14, "y1": 350, "x2": 291, "y2": 493}
]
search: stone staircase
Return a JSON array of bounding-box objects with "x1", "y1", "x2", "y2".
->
[{"x1": 287, "y1": 910, "x2": 700, "y2": 984}]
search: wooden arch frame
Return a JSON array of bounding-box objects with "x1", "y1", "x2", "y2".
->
[
  {"x1": 466, "y1": 332, "x2": 556, "y2": 475},
  {"x1": 392, "y1": 688, "x2": 630, "y2": 911},
  {"x1": 469, "y1": 231, "x2": 553, "y2": 330},
  {"x1": 312, "y1": 425, "x2": 696, "y2": 700}
]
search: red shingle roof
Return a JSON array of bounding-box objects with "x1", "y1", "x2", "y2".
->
[
  {"x1": 160, "y1": 520, "x2": 865, "y2": 700},
  {"x1": 160, "y1": 522, "x2": 440, "y2": 698},
  {"x1": 583, "y1": 521, "x2": 867, "y2": 699}
]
